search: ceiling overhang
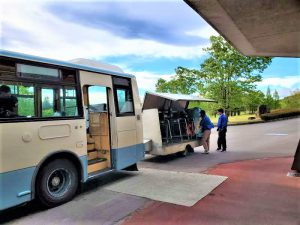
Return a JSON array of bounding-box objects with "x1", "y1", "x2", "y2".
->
[{"x1": 185, "y1": 0, "x2": 300, "y2": 57}]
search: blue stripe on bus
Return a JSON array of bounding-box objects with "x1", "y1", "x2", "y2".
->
[
  {"x1": 112, "y1": 143, "x2": 145, "y2": 170},
  {"x1": 0, "y1": 144, "x2": 145, "y2": 211},
  {"x1": 79, "y1": 155, "x2": 88, "y2": 182},
  {"x1": 0, "y1": 166, "x2": 35, "y2": 211}
]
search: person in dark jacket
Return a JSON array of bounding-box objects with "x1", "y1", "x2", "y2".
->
[
  {"x1": 200, "y1": 110, "x2": 214, "y2": 154},
  {"x1": 0, "y1": 85, "x2": 18, "y2": 117},
  {"x1": 216, "y1": 108, "x2": 228, "y2": 152}
]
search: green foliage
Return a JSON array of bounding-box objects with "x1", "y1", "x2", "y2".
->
[
  {"x1": 155, "y1": 67, "x2": 202, "y2": 94},
  {"x1": 18, "y1": 97, "x2": 35, "y2": 117},
  {"x1": 12, "y1": 85, "x2": 35, "y2": 117},
  {"x1": 273, "y1": 89, "x2": 280, "y2": 109},
  {"x1": 188, "y1": 101, "x2": 217, "y2": 117},
  {"x1": 200, "y1": 36, "x2": 272, "y2": 112},
  {"x1": 260, "y1": 108, "x2": 300, "y2": 121},
  {"x1": 241, "y1": 90, "x2": 265, "y2": 112},
  {"x1": 42, "y1": 108, "x2": 54, "y2": 117},
  {"x1": 264, "y1": 86, "x2": 274, "y2": 108},
  {"x1": 155, "y1": 36, "x2": 272, "y2": 113},
  {"x1": 280, "y1": 91, "x2": 300, "y2": 109}
]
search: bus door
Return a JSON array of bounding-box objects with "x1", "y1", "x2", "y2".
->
[
  {"x1": 80, "y1": 71, "x2": 114, "y2": 175},
  {"x1": 112, "y1": 77, "x2": 142, "y2": 170}
]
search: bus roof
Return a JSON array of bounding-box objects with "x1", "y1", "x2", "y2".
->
[{"x1": 0, "y1": 49, "x2": 134, "y2": 78}]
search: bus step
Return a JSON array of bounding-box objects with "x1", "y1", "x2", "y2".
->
[
  {"x1": 87, "y1": 135, "x2": 95, "y2": 144},
  {"x1": 88, "y1": 158, "x2": 107, "y2": 165},
  {"x1": 87, "y1": 143, "x2": 95, "y2": 151},
  {"x1": 88, "y1": 150, "x2": 98, "y2": 160},
  {"x1": 88, "y1": 158, "x2": 108, "y2": 173}
]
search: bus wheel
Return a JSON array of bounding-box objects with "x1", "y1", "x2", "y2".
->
[{"x1": 36, "y1": 159, "x2": 78, "y2": 208}]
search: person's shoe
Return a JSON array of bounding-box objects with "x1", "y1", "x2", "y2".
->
[
  {"x1": 216, "y1": 148, "x2": 221, "y2": 151},
  {"x1": 202, "y1": 151, "x2": 209, "y2": 154},
  {"x1": 220, "y1": 149, "x2": 226, "y2": 152}
]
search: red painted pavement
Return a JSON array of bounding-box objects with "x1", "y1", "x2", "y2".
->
[{"x1": 122, "y1": 157, "x2": 300, "y2": 225}]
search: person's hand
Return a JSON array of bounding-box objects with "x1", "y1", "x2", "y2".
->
[{"x1": 5, "y1": 110, "x2": 17, "y2": 117}]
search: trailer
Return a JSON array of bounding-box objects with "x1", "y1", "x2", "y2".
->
[{"x1": 142, "y1": 92, "x2": 216, "y2": 156}]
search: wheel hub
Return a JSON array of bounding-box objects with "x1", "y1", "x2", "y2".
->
[{"x1": 51, "y1": 176, "x2": 61, "y2": 187}]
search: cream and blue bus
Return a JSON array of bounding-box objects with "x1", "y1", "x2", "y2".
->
[{"x1": 0, "y1": 50, "x2": 144, "y2": 210}]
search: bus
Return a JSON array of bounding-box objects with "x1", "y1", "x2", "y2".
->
[{"x1": 0, "y1": 50, "x2": 144, "y2": 211}]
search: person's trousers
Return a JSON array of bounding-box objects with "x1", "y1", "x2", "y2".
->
[
  {"x1": 218, "y1": 129, "x2": 227, "y2": 150},
  {"x1": 202, "y1": 130, "x2": 211, "y2": 152}
]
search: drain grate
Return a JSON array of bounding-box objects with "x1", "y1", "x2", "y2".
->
[{"x1": 287, "y1": 171, "x2": 300, "y2": 177}]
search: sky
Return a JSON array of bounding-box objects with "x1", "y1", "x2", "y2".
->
[{"x1": 1, "y1": 0, "x2": 299, "y2": 98}]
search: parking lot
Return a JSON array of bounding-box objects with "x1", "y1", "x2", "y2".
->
[{"x1": 1, "y1": 118, "x2": 299, "y2": 225}]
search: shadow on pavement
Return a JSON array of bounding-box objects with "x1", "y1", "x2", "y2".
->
[
  {"x1": 0, "y1": 171, "x2": 135, "y2": 224},
  {"x1": 142, "y1": 152, "x2": 197, "y2": 163}
]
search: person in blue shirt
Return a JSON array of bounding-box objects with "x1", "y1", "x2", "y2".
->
[
  {"x1": 216, "y1": 108, "x2": 228, "y2": 152},
  {"x1": 199, "y1": 110, "x2": 214, "y2": 154}
]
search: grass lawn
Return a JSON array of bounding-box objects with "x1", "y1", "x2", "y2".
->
[{"x1": 209, "y1": 113, "x2": 262, "y2": 125}]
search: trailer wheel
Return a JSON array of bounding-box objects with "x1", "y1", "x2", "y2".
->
[
  {"x1": 36, "y1": 159, "x2": 78, "y2": 208},
  {"x1": 177, "y1": 148, "x2": 188, "y2": 157},
  {"x1": 186, "y1": 144, "x2": 194, "y2": 153}
]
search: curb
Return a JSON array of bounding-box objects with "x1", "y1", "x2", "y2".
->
[{"x1": 212, "y1": 115, "x2": 300, "y2": 127}]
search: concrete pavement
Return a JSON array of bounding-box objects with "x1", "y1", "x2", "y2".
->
[
  {"x1": 139, "y1": 118, "x2": 300, "y2": 173},
  {"x1": 1, "y1": 118, "x2": 299, "y2": 224},
  {"x1": 123, "y1": 157, "x2": 300, "y2": 225}
]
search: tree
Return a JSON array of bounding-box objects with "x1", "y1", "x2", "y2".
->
[
  {"x1": 200, "y1": 36, "x2": 272, "y2": 113},
  {"x1": 155, "y1": 67, "x2": 203, "y2": 94},
  {"x1": 156, "y1": 36, "x2": 272, "y2": 113},
  {"x1": 280, "y1": 90, "x2": 300, "y2": 109},
  {"x1": 264, "y1": 86, "x2": 274, "y2": 109},
  {"x1": 242, "y1": 90, "x2": 265, "y2": 113},
  {"x1": 273, "y1": 89, "x2": 280, "y2": 109}
]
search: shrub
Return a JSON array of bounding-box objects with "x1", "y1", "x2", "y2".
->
[{"x1": 260, "y1": 108, "x2": 300, "y2": 121}]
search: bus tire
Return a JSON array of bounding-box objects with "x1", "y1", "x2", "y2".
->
[{"x1": 36, "y1": 158, "x2": 78, "y2": 208}]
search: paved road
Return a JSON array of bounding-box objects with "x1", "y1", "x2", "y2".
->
[
  {"x1": 1, "y1": 118, "x2": 299, "y2": 225},
  {"x1": 140, "y1": 118, "x2": 300, "y2": 173},
  {"x1": 124, "y1": 157, "x2": 300, "y2": 225}
]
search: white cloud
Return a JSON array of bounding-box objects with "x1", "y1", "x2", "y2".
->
[
  {"x1": 257, "y1": 76, "x2": 300, "y2": 89},
  {"x1": 256, "y1": 76, "x2": 300, "y2": 98},
  {"x1": 185, "y1": 26, "x2": 219, "y2": 39},
  {"x1": 1, "y1": 1, "x2": 208, "y2": 60},
  {"x1": 131, "y1": 71, "x2": 173, "y2": 91}
]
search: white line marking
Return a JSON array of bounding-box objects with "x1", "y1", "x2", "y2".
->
[{"x1": 265, "y1": 133, "x2": 288, "y2": 136}]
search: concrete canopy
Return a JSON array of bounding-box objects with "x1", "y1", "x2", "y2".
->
[{"x1": 185, "y1": 0, "x2": 300, "y2": 57}]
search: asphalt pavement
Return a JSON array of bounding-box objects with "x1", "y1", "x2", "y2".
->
[
  {"x1": 140, "y1": 118, "x2": 300, "y2": 173},
  {"x1": 1, "y1": 118, "x2": 299, "y2": 225}
]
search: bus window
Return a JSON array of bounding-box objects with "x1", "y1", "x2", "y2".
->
[
  {"x1": 17, "y1": 64, "x2": 60, "y2": 80},
  {"x1": 87, "y1": 86, "x2": 107, "y2": 112},
  {"x1": 60, "y1": 87, "x2": 78, "y2": 116},
  {"x1": 12, "y1": 84, "x2": 35, "y2": 117},
  {"x1": 0, "y1": 83, "x2": 35, "y2": 118},
  {"x1": 41, "y1": 88, "x2": 55, "y2": 117},
  {"x1": 113, "y1": 77, "x2": 134, "y2": 116},
  {"x1": 116, "y1": 88, "x2": 133, "y2": 114}
]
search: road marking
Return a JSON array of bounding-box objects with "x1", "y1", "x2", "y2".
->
[{"x1": 265, "y1": 133, "x2": 288, "y2": 136}]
